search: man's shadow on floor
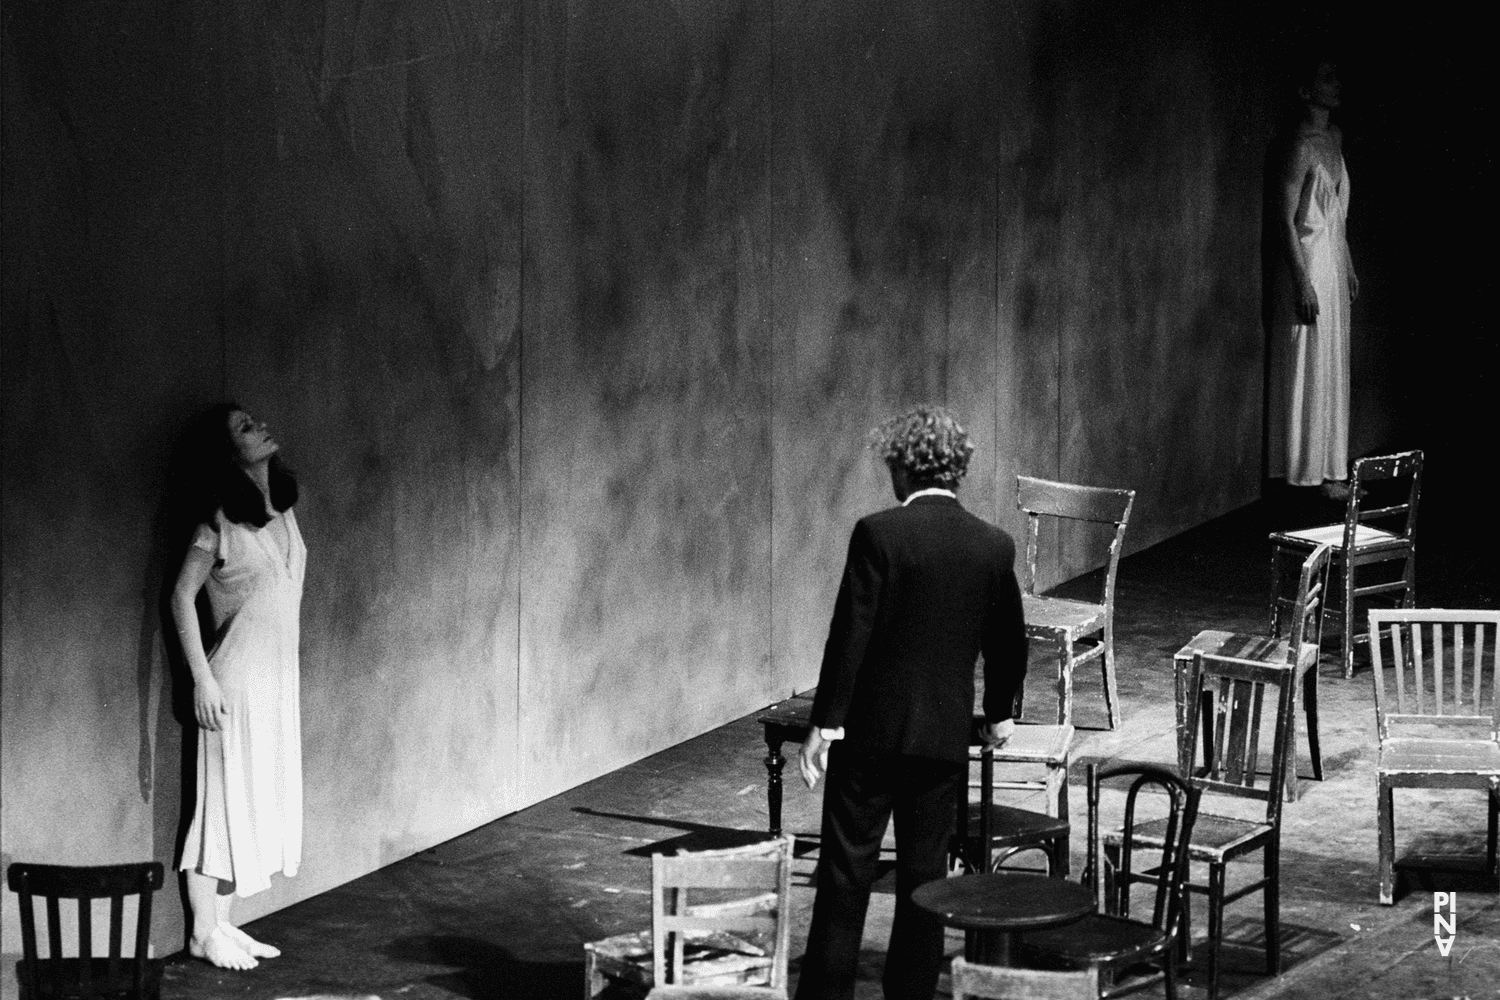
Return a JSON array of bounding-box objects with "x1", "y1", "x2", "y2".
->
[{"x1": 384, "y1": 935, "x2": 578, "y2": 999}]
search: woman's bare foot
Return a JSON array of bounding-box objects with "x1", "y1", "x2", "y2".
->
[
  {"x1": 189, "y1": 924, "x2": 259, "y2": 970},
  {"x1": 1319, "y1": 480, "x2": 1351, "y2": 501},
  {"x1": 219, "y1": 920, "x2": 281, "y2": 958}
]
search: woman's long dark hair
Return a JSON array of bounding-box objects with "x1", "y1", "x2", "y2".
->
[{"x1": 183, "y1": 402, "x2": 298, "y2": 528}]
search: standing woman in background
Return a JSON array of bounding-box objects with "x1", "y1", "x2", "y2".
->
[
  {"x1": 172, "y1": 404, "x2": 306, "y2": 970},
  {"x1": 1266, "y1": 56, "x2": 1359, "y2": 500}
]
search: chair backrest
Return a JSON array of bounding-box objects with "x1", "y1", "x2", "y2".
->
[
  {"x1": 1369, "y1": 609, "x2": 1500, "y2": 742},
  {"x1": 6, "y1": 861, "x2": 164, "y2": 1000},
  {"x1": 1345, "y1": 449, "x2": 1423, "y2": 546},
  {"x1": 651, "y1": 835, "x2": 794, "y2": 988},
  {"x1": 1083, "y1": 763, "x2": 1199, "y2": 934},
  {"x1": 951, "y1": 956, "x2": 1100, "y2": 999},
  {"x1": 1273, "y1": 542, "x2": 1332, "y2": 661},
  {"x1": 1015, "y1": 475, "x2": 1136, "y2": 605},
  {"x1": 1186, "y1": 652, "x2": 1297, "y2": 825}
]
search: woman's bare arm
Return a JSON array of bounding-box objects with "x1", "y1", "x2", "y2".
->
[
  {"x1": 1278, "y1": 140, "x2": 1319, "y2": 324},
  {"x1": 172, "y1": 544, "x2": 226, "y2": 731}
]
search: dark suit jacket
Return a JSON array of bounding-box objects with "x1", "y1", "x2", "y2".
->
[{"x1": 808, "y1": 494, "x2": 1027, "y2": 763}]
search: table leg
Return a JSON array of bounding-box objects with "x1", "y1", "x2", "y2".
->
[
  {"x1": 765, "y1": 735, "x2": 786, "y2": 836},
  {"x1": 965, "y1": 929, "x2": 1013, "y2": 966}
]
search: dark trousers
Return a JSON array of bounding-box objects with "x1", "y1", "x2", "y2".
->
[{"x1": 794, "y1": 743, "x2": 965, "y2": 1000}]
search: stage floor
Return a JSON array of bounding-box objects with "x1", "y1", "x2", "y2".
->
[{"x1": 120, "y1": 483, "x2": 1500, "y2": 998}]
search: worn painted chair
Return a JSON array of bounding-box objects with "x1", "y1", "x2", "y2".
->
[
  {"x1": 1269, "y1": 449, "x2": 1422, "y2": 677},
  {"x1": 1176, "y1": 542, "x2": 1332, "y2": 801},
  {"x1": 1015, "y1": 475, "x2": 1135, "y2": 729},
  {"x1": 950, "y1": 957, "x2": 1099, "y2": 1000},
  {"x1": 951, "y1": 742, "x2": 1071, "y2": 878},
  {"x1": 1113, "y1": 651, "x2": 1297, "y2": 1000},
  {"x1": 1018, "y1": 764, "x2": 1199, "y2": 1000},
  {"x1": 584, "y1": 836, "x2": 793, "y2": 999},
  {"x1": 6, "y1": 861, "x2": 165, "y2": 1000},
  {"x1": 1369, "y1": 608, "x2": 1500, "y2": 904}
]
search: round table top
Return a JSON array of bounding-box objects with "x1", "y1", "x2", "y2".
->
[{"x1": 910, "y1": 873, "x2": 1095, "y2": 933}]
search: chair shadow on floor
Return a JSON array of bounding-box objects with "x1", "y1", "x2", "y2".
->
[
  {"x1": 1177, "y1": 916, "x2": 1344, "y2": 994},
  {"x1": 385, "y1": 934, "x2": 579, "y2": 999}
]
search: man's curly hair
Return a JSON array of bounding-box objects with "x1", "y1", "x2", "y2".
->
[{"x1": 868, "y1": 404, "x2": 975, "y2": 489}]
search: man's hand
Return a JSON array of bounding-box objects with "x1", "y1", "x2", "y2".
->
[
  {"x1": 799, "y1": 729, "x2": 832, "y2": 789},
  {"x1": 981, "y1": 718, "x2": 1015, "y2": 748}
]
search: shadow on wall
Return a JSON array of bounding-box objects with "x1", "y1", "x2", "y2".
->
[{"x1": 138, "y1": 412, "x2": 229, "y2": 951}]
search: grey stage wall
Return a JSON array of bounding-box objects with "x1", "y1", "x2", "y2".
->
[{"x1": 2, "y1": 0, "x2": 1422, "y2": 956}]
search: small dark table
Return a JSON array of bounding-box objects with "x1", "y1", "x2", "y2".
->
[
  {"x1": 910, "y1": 872, "x2": 1095, "y2": 965},
  {"x1": 756, "y1": 695, "x2": 815, "y2": 836}
]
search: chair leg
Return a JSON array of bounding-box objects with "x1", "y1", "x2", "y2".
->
[
  {"x1": 1057, "y1": 637, "x2": 1074, "y2": 727},
  {"x1": 1303, "y1": 664, "x2": 1323, "y2": 782},
  {"x1": 583, "y1": 946, "x2": 602, "y2": 999},
  {"x1": 1487, "y1": 780, "x2": 1499, "y2": 876},
  {"x1": 1264, "y1": 838, "x2": 1281, "y2": 975},
  {"x1": 1163, "y1": 940, "x2": 1178, "y2": 1000},
  {"x1": 1047, "y1": 761, "x2": 1069, "y2": 826},
  {"x1": 1342, "y1": 559, "x2": 1356, "y2": 679},
  {"x1": 1102, "y1": 620, "x2": 1121, "y2": 730},
  {"x1": 1378, "y1": 776, "x2": 1396, "y2": 905},
  {"x1": 1206, "y1": 864, "x2": 1226, "y2": 1000},
  {"x1": 1284, "y1": 673, "x2": 1301, "y2": 803}
]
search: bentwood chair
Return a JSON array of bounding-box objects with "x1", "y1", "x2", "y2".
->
[
  {"x1": 584, "y1": 836, "x2": 794, "y2": 999},
  {"x1": 950, "y1": 957, "x2": 1099, "y2": 1000},
  {"x1": 1269, "y1": 449, "x2": 1423, "y2": 678},
  {"x1": 1016, "y1": 476, "x2": 1136, "y2": 729},
  {"x1": 1177, "y1": 543, "x2": 1332, "y2": 801},
  {"x1": 1018, "y1": 764, "x2": 1199, "y2": 1000},
  {"x1": 1114, "y1": 652, "x2": 1297, "y2": 1000},
  {"x1": 6, "y1": 861, "x2": 165, "y2": 1000},
  {"x1": 1369, "y1": 609, "x2": 1500, "y2": 904}
]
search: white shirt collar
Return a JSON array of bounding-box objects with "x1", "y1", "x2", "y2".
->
[{"x1": 902, "y1": 487, "x2": 956, "y2": 506}]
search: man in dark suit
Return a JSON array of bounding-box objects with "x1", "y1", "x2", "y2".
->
[{"x1": 794, "y1": 405, "x2": 1028, "y2": 1000}]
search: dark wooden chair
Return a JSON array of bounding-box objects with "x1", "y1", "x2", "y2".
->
[
  {"x1": 1178, "y1": 542, "x2": 1332, "y2": 801},
  {"x1": 1269, "y1": 449, "x2": 1423, "y2": 678},
  {"x1": 1016, "y1": 764, "x2": 1199, "y2": 999},
  {"x1": 584, "y1": 836, "x2": 793, "y2": 999},
  {"x1": 952, "y1": 743, "x2": 1071, "y2": 878},
  {"x1": 1369, "y1": 608, "x2": 1500, "y2": 904},
  {"x1": 950, "y1": 956, "x2": 1099, "y2": 1000},
  {"x1": 1115, "y1": 651, "x2": 1297, "y2": 1000},
  {"x1": 1016, "y1": 476, "x2": 1136, "y2": 729},
  {"x1": 6, "y1": 861, "x2": 165, "y2": 1000}
]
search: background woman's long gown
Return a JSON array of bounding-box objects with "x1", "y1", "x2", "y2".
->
[
  {"x1": 179, "y1": 508, "x2": 306, "y2": 897},
  {"x1": 1269, "y1": 152, "x2": 1352, "y2": 486}
]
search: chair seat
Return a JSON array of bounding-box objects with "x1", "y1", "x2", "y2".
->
[
  {"x1": 1022, "y1": 595, "x2": 1105, "y2": 640},
  {"x1": 1110, "y1": 812, "x2": 1273, "y2": 862},
  {"x1": 962, "y1": 803, "x2": 1070, "y2": 847},
  {"x1": 1379, "y1": 738, "x2": 1500, "y2": 776},
  {"x1": 1018, "y1": 912, "x2": 1170, "y2": 967},
  {"x1": 16, "y1": 957, "x2": 164, "y2": 999},
  {"x1": 646, "y1": 986, "x2": 789, "y2": 999},
  {"x1": 983, "y1": 723, "x2": 1075, "y2": 764},
  {"x1": 1272, "y1": 523, "x2": 1403, "y2": 551},
  {"x1": 587, "y1": 929, "x2": 773, "y2": 990}
]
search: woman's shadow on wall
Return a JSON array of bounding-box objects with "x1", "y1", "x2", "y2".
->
[{"x1": 137, "y1": 415, "x2": 217, "y2": 950}]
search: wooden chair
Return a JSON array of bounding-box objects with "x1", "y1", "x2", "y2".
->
[
  {"x1": 1369, "y1": 608, "x2": 1500, "y2": 905},
  {"x1": 951, "y1": 743, "x2": 1071, "y2": 878},
  {"x1": 584, "y1": 836, "x2": 793, "y2": 999},
  {"x1": 1269, "y1": 449, "x2": 1423, "y2": 678},
  {"x1": 1115, "y1": 651, "x2": 1297, "y2": 1000},
  {"x1": 1016, "y1": 475, "x2": 1135, "y2": 729},
  {"x1": 1017, "y1": 764, "x2": 1199, "y2": 1000},
  {"x1": 950, "y1": 956, "x2": 1099, "y2": 999},
  {"x1": 1178, "y1": 542, "x2": 1332, "y2": 801},
  {"x1": 6, "y1": 861, "x2": 165, "y2": 1000}
]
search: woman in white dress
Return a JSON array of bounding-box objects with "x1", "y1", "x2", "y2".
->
[
  {"x1": 172, "y1": 404, "x2": 306, "y2": 970},
  {"x1": 1267, "y1": 58, "x2": 1360, "y2": 499}
]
